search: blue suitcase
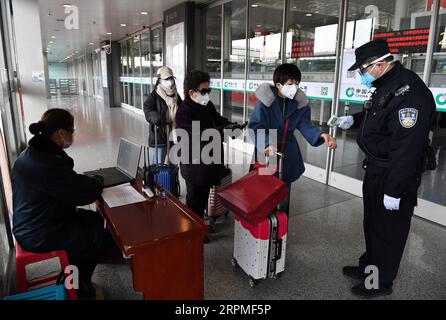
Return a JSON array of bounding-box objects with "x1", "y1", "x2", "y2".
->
[{"x1": 143, "y1": 124, "x2": 180, "y2": 197}]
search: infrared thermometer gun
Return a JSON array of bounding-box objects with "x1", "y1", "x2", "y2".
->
[{"x1": 327, "y1": 115, "x2": 341, "y2": 128}]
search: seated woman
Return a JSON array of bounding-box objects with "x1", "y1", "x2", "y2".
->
[
  {"x1": 12, "y1": 108, "x2": 110, "y2": 298},
  {"x1": 249, "y1": 63, "x2": 337, "y2": 215}
]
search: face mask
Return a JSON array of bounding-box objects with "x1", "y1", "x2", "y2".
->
[
  {"x1": 280, "y1": 84, "x2": 298, "y2": 99},
  {"x1": 193, "y1": 93, "x2": 210, "y2": 106},
  {"x1": 161, "y1": 79, "x2": 174, "y2": 89},
  {"x1": 361, "y1": 72, "x2": 376, "y2": 89}
]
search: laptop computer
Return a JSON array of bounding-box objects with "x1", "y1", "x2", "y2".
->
[{"x1": 84, "y1": 138, "x2": 142, "y2": 188}]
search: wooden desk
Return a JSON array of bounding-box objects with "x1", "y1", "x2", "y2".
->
[{"x1": 96, "y1": 182, "x2": 207, "y2": 300}]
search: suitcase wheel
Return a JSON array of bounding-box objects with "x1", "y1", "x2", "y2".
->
[
  {"x1": 231, "y1": 258, "x2": 238, "y2": 268},
  {"x1": 248, "y1": 276, "x2": 258, "y2": 288},
  {"x1": 273, "y1": 272, "x2": 282, "y2": 280}
]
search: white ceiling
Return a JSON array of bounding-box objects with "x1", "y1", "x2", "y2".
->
[{"x1": 38, "y1": 0, "x2": 208, "y2": 63}]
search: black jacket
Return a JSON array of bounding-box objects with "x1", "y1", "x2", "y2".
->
[
  {"x1": 12, "y1": 135, "x2": 103, "y2": 246},
  {"x1": 175, "y1": 96, "x2": 232, "y2": 187},
  {"x1": 143, "y1": 89, "x2": 182, "y2": 147},
  {"x1": 352, "y1": 62, "x2": 435, "y2": 199}
]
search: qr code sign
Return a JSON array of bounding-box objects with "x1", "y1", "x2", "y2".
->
[{"x1": 320, "y1": 86, "x2": 328, "y2": 96}]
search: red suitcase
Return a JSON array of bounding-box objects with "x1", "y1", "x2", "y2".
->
[{"x1": 217, "y1": 167, "x2": 288, "y2": 225}]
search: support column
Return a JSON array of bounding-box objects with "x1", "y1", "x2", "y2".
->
[
  {"x1": 393, "y1": 0, "x2": 409, "y2": 30},
  {"x1": 12, "y1": 0, "x2": 47, "y2": 135}
]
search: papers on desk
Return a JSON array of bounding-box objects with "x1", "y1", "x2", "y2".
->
[{"x1": 102, "y1": 183, "x2": 147, "y2": 208}]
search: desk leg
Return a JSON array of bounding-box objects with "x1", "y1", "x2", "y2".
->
[{"x1": 131, "y1": 236, "x2": 204, "y2": 300}]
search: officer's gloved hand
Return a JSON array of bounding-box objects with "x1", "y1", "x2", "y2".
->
[
  {"x1": 338, "y1": 116, "x2": 354, "y2": 130},
  {"x1": 383, "y1": 194, "x2": 401, "y2": 211}
]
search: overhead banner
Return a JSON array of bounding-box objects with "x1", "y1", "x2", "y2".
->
[{"x1": 210, "y1": 79, "x2": 334, "y2": 101}]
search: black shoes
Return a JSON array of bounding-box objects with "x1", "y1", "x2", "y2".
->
[
  {"x1": 351, "y1": 282, "x2": 393, "y2": 298},
  {"x1": 342, "y1": 266, "x2": 365, "y2": 280},
  {"x1": 343, "y1": 266, "x2": 393, "y2": 298}
]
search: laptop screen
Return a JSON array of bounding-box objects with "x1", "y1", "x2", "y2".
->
[{"x1": 116, "y1": 138, "x2": 142, "y2": 179}]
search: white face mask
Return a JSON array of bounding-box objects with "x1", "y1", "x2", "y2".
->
[
  {"x1": 193, "y1": 93, "x2": 210, "y2": 106},
  {"x1": 161, "y1": 79, "x2": 174, "y2": 89},
  {"x1": 280, "y1": 84, "x2": 298, "y2": 99}
]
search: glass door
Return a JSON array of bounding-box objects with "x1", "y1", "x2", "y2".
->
[{"x1": 285, "y1": 0, "x2": 341, "y2": 183}]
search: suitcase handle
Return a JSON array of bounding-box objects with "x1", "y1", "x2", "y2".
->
[{"x1": 275, "y1": 238, "x2": 283, "y2": 261}]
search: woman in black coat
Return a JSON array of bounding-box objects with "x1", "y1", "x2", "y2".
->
[
  {"x1": 175, "y1": 71, "x2": 244, "y2": 239},
  {"x1": 143, "y1": 66, "x2": 182, "y2": 164},
  {"x1": 12, "y1": 108, "x2": 110, "y2": 298}
]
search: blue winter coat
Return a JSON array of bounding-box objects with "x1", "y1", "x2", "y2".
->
[{"x1": 249, "y1": 85, "x2": 324, "y2": 184}]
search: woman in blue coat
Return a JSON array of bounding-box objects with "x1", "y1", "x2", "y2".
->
[{"x1": 249, "y1": 64, "x2": 337, "y2": 215}]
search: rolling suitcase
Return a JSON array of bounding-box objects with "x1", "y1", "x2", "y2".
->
[
  {"x1": 218, "y1": 153, "x2": 288, "y2": 286},
  {"x1": 144, "y1": 124, "x2": 180, "y2": 197},
  {"x1": 207, "y1": 138, "x2": 233, "y2": 222},
  {"x1": 232, "y1": 210, "x2": 288, "y2": 287}
]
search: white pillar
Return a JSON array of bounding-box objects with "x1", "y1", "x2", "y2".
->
[
  {"x1": 12, "y1": 0, "x2": 47, "y2": 137},
  {"x1": 393, "y1": 0, "x2": 409, "y2": 30}
]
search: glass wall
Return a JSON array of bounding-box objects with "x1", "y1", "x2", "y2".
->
[
  {"x1": 132, "y1": 35, "x2": 142, "y2": 109},
  {"x1": 332, "y1": 0, "x2": 435, "y2": 187},
  {"x1": 199, "y1": 0, "x2": 446, "y2": 212},
  {"x1": 284, "y1": 0, "x2": 340, "y2": 170},
  {"x1": 222, "y1": 0, "x2": 247, "y2": 123},
  {"x1": 422, "y1": 9, "x2": 446, "y2": 206},
  {"x1": 119, "y1": 26, "x2": 163, "y2": 111},
  {"x1": 204, "y1": 5, "x2": 222, "y2": 113},
  {"x1": 151, "y1": 27, "x2": 164, "y2": 71},
  {"x1": 246, "y1": 0, "x2": 284, "y2": 119}
]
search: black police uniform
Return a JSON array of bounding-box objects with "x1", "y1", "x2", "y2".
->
[{"x1": 351, "y1": 61, "x2": 435, "y2": 288}]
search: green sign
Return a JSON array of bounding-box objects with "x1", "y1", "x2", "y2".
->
[{"x1": 346, "y1": 88, "x2": 355, "y2": 98}]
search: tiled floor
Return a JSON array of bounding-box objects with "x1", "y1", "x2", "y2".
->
[{"x1": 12, "y1": 94, "x2": 446, "y2": 300}]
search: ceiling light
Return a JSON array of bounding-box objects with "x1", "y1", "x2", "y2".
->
[
  {"x1": 107, "y1": 32, "x2": 112, "y2": 35},
  {"x1": 51, "y1": 36, "x2": 56, "y2": 39},
  {"x1": 251, "y1": 4, "x2": 259, "y2": 7},
  {"x1": 63, "y1": 4, "x2": 72, "y2": 8},
  {"x1": 306, "y1": 13, "x2": 313, "y2": 17},
  {"x1": 89, "y1": 42, "x2": 94, "y2": 45},
  {"x1": 49, "y1": 41, "x2": 53, "y2": 44},
  {"x1": 121, "y1": 23, "x2": 127, "y2": 27},
  {"x1": 140, "y1": 11, "x2": 149, "y2": 15}
]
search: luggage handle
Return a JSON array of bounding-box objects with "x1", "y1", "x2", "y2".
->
[
  {"x1": 266, "y1": 152, "x2": 285, "y2": 180},
  {"x1": 275, "y1": 238, "x2": 283, "y2": 261},
  {"x1": 224, "y1": 134, "x2": 233, "y2": 169},
  {"x1": 153, "y1": 123, "x2": 171, "y2": 165}
]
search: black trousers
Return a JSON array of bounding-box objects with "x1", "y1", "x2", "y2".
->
[
  {"x1": 358, "y1": 169, "x2": 415, "y2": 287},
  {"x1": 19, "y1": 209, "x2": 113, "y2": 285},
  {"x1": 186, "y1": 181, "x2": 211, "y2": 218}
]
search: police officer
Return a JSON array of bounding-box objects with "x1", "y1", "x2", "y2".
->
[{"x1": 335, "y1": 40, "x2": 435, "y2": 297}]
